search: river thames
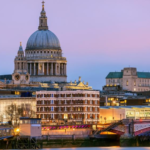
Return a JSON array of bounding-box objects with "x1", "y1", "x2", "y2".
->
[{"x1": 47, "y1": 148, "x2": 150, "y2": 150}]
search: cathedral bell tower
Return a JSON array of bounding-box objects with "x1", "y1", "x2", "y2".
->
[
  {"x1": 12, "y1": 42, "x2": 30, "y2": 85},
  {"x1": 38, "y1": 1, "x2": 48, "y2": 30}
]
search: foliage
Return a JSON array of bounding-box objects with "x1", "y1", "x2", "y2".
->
[{"x1": 5, "y1": 103, "x2": 35, "y2": 125}]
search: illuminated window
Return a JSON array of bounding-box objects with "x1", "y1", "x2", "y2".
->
[
  {"x1": 78, "y1": 107, "x2": 80, "y2": 111},
  {"x1": 126, "y1": 80, "x2": 128, "y2": 86},
  {"x1": 64, "y1": 114, "x2": 68, "y2": 119},
  {"x1": 95, "y1": 114, "x2": 97, "y2": 119},
  {"x1": 107, "y1": 103, "x2": 110, "y2": 106},
  {"x1": 15, "y1": 91, "x2": 20, "y2": 95},
  {"x1": 134, "y1": 80, "x2": 136, "y2": 86},
  {"x1": 85, "y1": 114, "x2": 87, "y2": 119}
]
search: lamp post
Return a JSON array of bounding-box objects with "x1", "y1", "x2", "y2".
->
[{"x1": 112, "y1": 100, "x2": 116, "y2": 123}]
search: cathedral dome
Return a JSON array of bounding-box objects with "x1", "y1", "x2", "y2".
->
[{"x1": 26, "y1": 30, "x2": 61, "y2": 50}]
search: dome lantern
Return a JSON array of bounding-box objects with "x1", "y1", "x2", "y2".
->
[
  {"x1": 26, "y1": 1, "x2": 61, "y2": 50},
  {"x1": 38, "y1": 1, "x2": 48, "y2": 30},
  {"x1": 18, "y1": 42, "x2": 24, "y2": 53}
]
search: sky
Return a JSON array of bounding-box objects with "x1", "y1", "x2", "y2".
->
[{"x1": 1, "y1": 0, "x2": 150, "y2": 90}]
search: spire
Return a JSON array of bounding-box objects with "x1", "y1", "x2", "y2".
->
[
  {"x1": 18, "y1": 42, "x2": 23, "y2": 52},
  {"x1": 42, "y1": 1, "x2": 45, "y2": 11},
  {"x1": 38, "y1": 1, "x2": 48, "y2": 30}
]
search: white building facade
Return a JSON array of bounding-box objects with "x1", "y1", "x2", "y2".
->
[
  {"x1": 106, "y1": 67, "x2": 150, "y2": 92},
  {"x1": 12, "y1": 2, "x2": 67, "y2": 83}
]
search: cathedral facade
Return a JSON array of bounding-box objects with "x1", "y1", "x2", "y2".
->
[{"x1": 13, "y1": 2, "x2": 67, "y2": 84}]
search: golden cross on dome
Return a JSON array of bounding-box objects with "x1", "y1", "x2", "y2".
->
[{"x1": 42, "y1": 1, "x2": 45, "y2": 5}]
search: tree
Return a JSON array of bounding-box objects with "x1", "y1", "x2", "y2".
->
[{"x1": 5, "y1": 103, "x2": 36, "y2": 126}]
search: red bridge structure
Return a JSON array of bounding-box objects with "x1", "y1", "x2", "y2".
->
[{"x1": 94, "y1": 119, "x2": 150, "y2": 138}]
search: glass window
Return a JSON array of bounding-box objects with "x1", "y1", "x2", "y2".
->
[
  {"x1": 51, "y1": 107, "x2": 54, "y2": 111},
  {"x1": 95, "y1": 114, "x2": 97, "y2": 119},
  {"x1": 85, "y1": 114, "x2": 87, "y2": 119},
  {"x1": 51, "y1": 100, "x2": 54, "y2": 104},
  {"x1": 85, "y1": 100, "x2": 87, "y2": 104},
  {"x1": 52, "y1": 94, "x2": 53, "y2": 97},
  {"x1": 90, "y1": 107, "x2": 92, "y2": 111},
  {"x1": 90, "y1": 100, "x2": 92, "y2": 104},
  {"x1": 95, "y1": 101, "x2": 97, "y2": 105}
]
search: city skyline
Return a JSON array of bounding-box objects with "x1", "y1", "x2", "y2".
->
[{"x1": 1, "y1": 0, "x2": 150, "y2": 90}]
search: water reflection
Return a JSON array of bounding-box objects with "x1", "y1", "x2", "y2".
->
[{"x1": 46, "y1": 148, "x2": 150, "y2": 150}]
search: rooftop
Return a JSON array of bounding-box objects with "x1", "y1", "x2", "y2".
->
[
  {"x1": 100, "y1": 105, "x2": 150, "y2": 109},
  {"x1": 106, "y1": 72, "x2": 150, "y2": 79}
]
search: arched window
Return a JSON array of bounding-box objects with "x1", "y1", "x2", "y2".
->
[{"x1": 126, "y1": 80, "x2": 128, "y2": 86}]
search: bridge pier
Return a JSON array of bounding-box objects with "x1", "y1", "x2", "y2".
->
[{"x1": 121, "y1": 119, "x2": 133, "y2": 139}]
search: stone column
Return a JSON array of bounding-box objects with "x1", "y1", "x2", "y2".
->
[
  {"x1": 23, "y1": 62, "x2": 25, "y2": 70},
  {"x1": 47, "y1": 63, "x2": 49, "y2": 75},
  {"x1": 33, "y1": 63, "x2": 36, "y2": 75},
  {"x1": 42, "y1": 63, "x2": 44, "y2": 74},
  {"x1": 19, "y1": 62, "x2": 21, "y2": 70},
  {"x1": 60, "y1": 64, "x2": 63, "y2": 75},
  {"x1": 38, "y1": 63, "x2": 40, "y2": 75},
  {"x1": 51, "y1": 63, "x2": 53, "y2": 75},
  {"x1": 64, "y1": 64, "x2": 66, "y2": 75},
  {"x1": 55, "y1": 63, "x2": 57, "y2": 75},
  {"x1": 26, "y1": 62, "x2": 28, "y2": 72},
  {"x1": 58, "y1": 63, "x2": 60, "y2": 75},
  {"x1": 15, "y1": 62, "x2": 17, "y2": 70},
  {"x1": 30, "y1": 63, "x2": 32, "y2": 75},
  {"x1": 62, "y1": 64, "x2": 64, "y2": 75}
]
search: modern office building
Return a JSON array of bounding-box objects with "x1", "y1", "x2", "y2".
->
[{"x1": 100, "y1": 106, "x2": 150, "y2": 123}]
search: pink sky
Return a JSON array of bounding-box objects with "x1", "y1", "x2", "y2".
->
[{"x1": 0, "y1": 0, "x2": 150, "y2": 89}]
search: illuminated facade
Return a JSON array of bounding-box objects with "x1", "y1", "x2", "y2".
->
[
  {"x1": 36, "y1": 90, "x2": 100, "y2": 124},
  {"x1": 0, "y1": 96, "x2": 36, "y2": 123},
  {"x1": 105, "y1": 67, "x2": 150, "y2": 92},
  {"x1": 100, "y1": 106, "x2": 150, "y2": 123}
]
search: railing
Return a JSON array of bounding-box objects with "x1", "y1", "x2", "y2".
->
[
  {"x1": 27, "y1": 56, "x2": 66, "y2": 60},
  {"x1": 0, "y1": 129, "x2": 14, "y2": 139},
  {"x1": 94, "y1": 120, "x2": 122, "y2": 135}
]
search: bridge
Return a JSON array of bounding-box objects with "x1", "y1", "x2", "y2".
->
[{"x1": 93, "y1": 119, "x2": 150, "y2": 138}]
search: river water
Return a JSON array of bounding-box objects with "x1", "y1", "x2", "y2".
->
[{"x1": 43, "y1": 148, "x2": 150, "y2": 150}]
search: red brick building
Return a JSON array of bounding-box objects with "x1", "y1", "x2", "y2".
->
[{"x1": 36, "y1": 90, "x2": 100, "y2": 124}]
